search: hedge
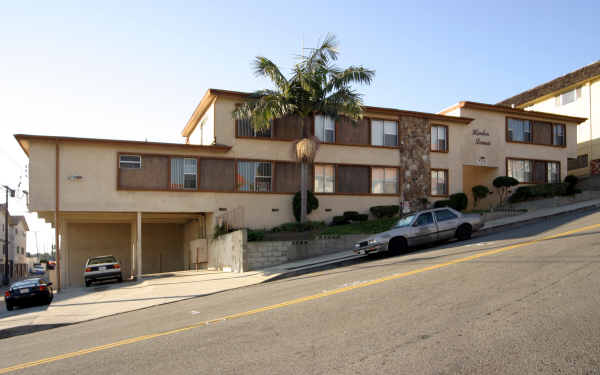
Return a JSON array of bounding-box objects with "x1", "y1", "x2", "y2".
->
[
  {"x1": 370, "y1": 205, "x2": 400, "y2": 218},
  {"x1": 433, "y1": 193, "x2": 468, "y2": 211}
]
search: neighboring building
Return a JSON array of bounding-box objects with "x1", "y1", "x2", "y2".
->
[
  {"x1": 0, "y1": 205, "x2": 29, "y2": 280},
  {"x1": 498, "y1": 61, "x2": 600, "y2": 176},
  {"x1": 15, "y1": 88, "x2": 585, "y2": 287}
]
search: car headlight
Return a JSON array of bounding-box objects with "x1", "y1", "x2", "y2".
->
[{"x1": 368, "y1": 239, "x2": 380, "y2": 245}]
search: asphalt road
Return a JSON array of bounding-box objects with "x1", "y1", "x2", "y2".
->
[{"x1": 2, "y1": 209, "x2": 600, "y2": 374}]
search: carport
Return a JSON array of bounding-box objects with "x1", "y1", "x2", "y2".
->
[{"x1": 42, "y1": 212, "x2": 208, "y2": 288}]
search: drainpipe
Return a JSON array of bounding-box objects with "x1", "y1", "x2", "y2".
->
[{"x1": 55, "y1": 142, "x2": 61, "y2": 292}]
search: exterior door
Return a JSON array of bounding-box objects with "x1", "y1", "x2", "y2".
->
[
  {"x1": 434, "y1": 209, "x2": 460, "y2": 240},
  {"x1": 410, "y1": 212, "x2": 438, "y2": 246},
  {"x1": 533, "y1": 161, "x2": 546, "y2": 184}
]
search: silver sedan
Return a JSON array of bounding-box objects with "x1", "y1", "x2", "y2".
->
[{"x1": 353, "y1": 207, "x2": 484, "y2": 255}]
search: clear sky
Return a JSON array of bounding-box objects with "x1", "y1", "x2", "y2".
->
[{"x1": 0, "y1": 0, "x2": 598, "y2": 246}]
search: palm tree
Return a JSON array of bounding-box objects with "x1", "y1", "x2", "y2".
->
[{"x1": 233, "y1": 34, "x2": 374, "y2": 223}]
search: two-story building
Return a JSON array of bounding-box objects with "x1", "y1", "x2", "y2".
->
[
  {"x1": 15, "y1": 88, "x2": 585, "y2": 287},
  {"x1": 0, "y1": 205, "x2": 29, "y2": 280},
  {"x1": 498, "y1": 60, "x2": 600, "y2": 176}
]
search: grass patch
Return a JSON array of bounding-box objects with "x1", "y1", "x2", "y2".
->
[{"x1": 320, "y1": 216, "x2": 400, "y2": 235}]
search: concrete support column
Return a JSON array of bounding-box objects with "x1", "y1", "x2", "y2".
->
[
  {"x1": 130, "y1": 221, "x2": 136, "y2": 279},
  {"x1": 136, "y1": 212, "x2": 142, "y2": 279}
]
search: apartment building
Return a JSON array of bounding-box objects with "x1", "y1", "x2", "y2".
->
[
  {"x1": 0, "y1": 205, "x2": 29, "y2": 279},
  {"x1": 498, "y1": 61, "x2": 600, "y2": 176},
  {"x1": 15, "y1": 88, "x2": 584, "y2": 287}
]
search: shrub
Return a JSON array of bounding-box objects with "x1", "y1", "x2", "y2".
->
[
  {"x1": 564, "y1": 174, "x2": 579, "y2": 195},
  {"x1": 509, "y1": 183, "x2": 569, "y2": 203},
  {"x1": 370, "y1": 205, "x2": 400, "y2": 218},
  {"x1": 471, "y1": 185, "x2": 490, "y2": 208},
  {"x1": 434, "y1": 200, "x2": 451, "y2": 208},
  {"x1": 449, "y1": 192, "x2": 468, "y2": 211},
  {"x1": 331, "y1": 216, "x2": 350, "y2": 226},
  {"x1": 293, "y1": 190, "x2": 319, "y2": 222},
  {"x1": 273, "y1": 221, "x2": 326, "y2": 232},
  {"x1": 493, "y1": 176, "x2": 519, "y2": 205},
  {"x1": 343, "y1": 211, "x2": 360, "y2": 221},
  {"x1": 509, "y1": 186, "x2": 533, "y2": 203},
  {"x1": 247, "y1": 230, "x2": 265, "y2": 242},
  {"x1": 354, "y1": 214, "x2": 369, "y2": 222}
]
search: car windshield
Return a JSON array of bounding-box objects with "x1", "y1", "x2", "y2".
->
[
  {"x1": 88, "y1": 256, "x2": 117, "y2": 265},
  {"x1": 394, "y1": 215, "x2": 416, "y2": 228}
]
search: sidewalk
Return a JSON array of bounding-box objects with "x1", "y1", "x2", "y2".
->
[{"x1": 1, "y1": 197, "x2": 599, "y2": 335}]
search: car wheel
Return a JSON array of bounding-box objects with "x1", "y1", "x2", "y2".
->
[
  {"x1": 456, "y1": 224, "x2": 472, "y2": 241},
  {"x1": 389, "y1": 237, "x2": 407, "y2": 254},
  {"x1": 85, "y1": 280, "x2": 91, "y2": 287},
  {"x1": 6, "y1": 303, "x2": 13, "y2": 311},
  {"x1": 118, "y1": 275, "x2": 123, "y2": 283}
]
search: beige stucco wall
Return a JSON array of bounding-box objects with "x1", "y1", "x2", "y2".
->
[
  {"x1": 189, "y1": 99, "x2": 215, "y2": 145},
  {"x1": 142, "y1": 223, "x2": 184, "y2": 274}
]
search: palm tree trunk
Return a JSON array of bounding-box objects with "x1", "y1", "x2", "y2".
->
[{"x1": 300, "y1": 161, "x2": 307, "y2": 222}]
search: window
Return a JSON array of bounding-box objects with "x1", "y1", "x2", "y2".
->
[
  {"x1": 431, "y1": 125, "x2": 448, "y2": 152},
  {"x1": 315, "y1": 115, "x2": 335, "y2": 143},
  {"x1": 431, "y1": 169, "x2": 448, "y2": 196},
  {"x1": 237, "y1": 118, "x2": 271, "y2": 138},
  {"x1": 507, "y1": 118, "x2": 532, "y2": 142},
  {"x1": 435, "y1": 209, "x2": 458, "y2": 222},
  {"x1": 371, "y1": 168, "x2": 398, "y2": 194},
  {"x1": 507, "y1": 159, "x2": 533, "y2": 183},
  {"x1": 547, "y1": 162, "x2": 560, "y2": 183},
  {"x1": 315, "y1": 165, "x2": 335, "y2": 193},
  {"x1": 237, "y1": 161, "x2": 272, "y2": 192},
  {"x1": 371, "y1": 120, "x2": 398, "y2": 146},
  {"x1": 170, "y1": 158, "x2": 197, "y2": 190},
  {"x1": 555, "y1": 86, "x2": 582, "y2": 106},
  {"x1": 415, "y1": 212, "x2": 434, "y2": 226},
  {"x1": 553, "y1": 124, "x2": 565, "y2": 146},
  {"x1": 119, "y1": 155, "x2": 142, "y2": 169}
]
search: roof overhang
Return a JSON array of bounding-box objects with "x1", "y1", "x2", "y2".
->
[
  {"x1": 14, "y1": 134, "x2": 231, "y2": 157},
  {"x1": 438, "y1": 101, "x2": 587, "y2": 124}
]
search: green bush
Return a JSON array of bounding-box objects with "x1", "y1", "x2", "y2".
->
[
  {"x1": 472, "y1": 185, "x2": 490, "y2": 208},
  {"x1": 564, "y1": 174, "x2": 579, "y2": 195},
  {"x1": 354, "y1": 214, "x2": 368, "y2": 222},
  {"x1": 247, "y1": 230, "x2": 265, "y2": 242},
  {"x1": 493, "y1": 176, "x2": 519, "y2": 205},
  {"x1": 293, "y1": 190, "x2": 319, "y2": 222},
  {"x1": 331, "y1": 216, "x2": 350, "y2": 226},
  {"x1": 434, "y1": 200, "x2": 451, "y2": 208},
  {"x1": 370, "y1": 205, "x2": 400, "y2": 218},
  {"x1": 343, "y1": 211, "x2": 360, "y2": 220},
  {"x1": 449, "y1": 193, "x2": 468, "y2": 211},
  {"x1": 509, "y1": 183, "x2": 569, "y2": 203}
]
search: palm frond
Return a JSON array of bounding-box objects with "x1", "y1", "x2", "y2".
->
[
  {"x1": 253, "y1": 57, "x2": 289, "y2": 91},
  {"x1": 327, "y1": 66, "x2": 375, "y2": 92}
]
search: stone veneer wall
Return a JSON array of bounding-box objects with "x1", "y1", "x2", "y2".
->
[{"x1": 399, "y1": 116, "x2": 431, "y2": 208}]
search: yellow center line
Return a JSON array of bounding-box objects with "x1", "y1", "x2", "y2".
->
[{"x1": 2, "y1": 223, "x2": 599, "y2": 374}]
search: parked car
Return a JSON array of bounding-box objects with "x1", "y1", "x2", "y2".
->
[
  {"x1": 4, "y1": 278, "x2": 53, "y2": 311},
  {"x1": 353, "y1": 208, "x2": 484, "y2": 256},
  {"x1": 84, "y1": 255, "x2": 123, "y2": 287},
  {"x1": 30, "y1": 264, "x2": 45, "y2": 275},
  {"x1": 46, "y1": 260, "x2": 56, "y2": 270}
]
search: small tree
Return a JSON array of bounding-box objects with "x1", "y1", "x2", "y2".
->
[
  {"x1": 471, "y1": 185, "x2": 490, "y2": 209},
  {"x1": 493, "y1": 176, "x2": 519, "y2": 206},
  {"x1": 292, "y1": 190, "x2": 319, "y2": 222}
]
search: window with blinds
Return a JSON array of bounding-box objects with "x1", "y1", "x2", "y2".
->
[
  {"x1": 315, "y1": 115, "x2": 335, "y2": 143},
  {"x1": 431, "y1": 169, "x2": 448, "y2": 196},
  {"x1": 371, "y1": 168, "x2": 398, "y2": 194},
  {"x1": 431, "y1": 125, "x2": 448, "y2": 152},
  {"x1": 119, "y1": 155, "x2": 142, "y2": 169},
  {"x1": 371, "y1": 120, "x2": 398, "y2": 146},
  {"x1": 553, "y1": 124, "x2": 565, "y2": 146},
  {"x1": 170, "y1": 158, "x2": 197, "y2": 190},
  {"x1": 507, "y1": 118, "x2": 532, "y2": 143},
  {"x1": 507, "y1": 159, "x2": 532, "y2": 183},
  {"x1": 314, "y1": 165, "x2": 335, "y2": 193},
  {"x1": 237, "y1": 161, "x2": 272, "y2": 192}
]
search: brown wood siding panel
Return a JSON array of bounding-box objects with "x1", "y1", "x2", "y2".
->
[
  {"x1": 273, "y1": 116, "x2": 303, "y2": 139},
  {"x1": 533, "y1": 161, "x2": 546, "y2": 184},
  {"x1": 336, "y1": 165, "x2": 370, "y2": 194},
  {"x1": 199, "y1": 159, "x2": 235, "y2": 191},
  {"x1": 274, "y1": 162, "x2": 301, "y2": 193},
  {"x1": 533, "y1": 121, "x2": 552, "y2": 145},
  {"x1": 336, "y1": 117, "x2": 370, "y2": 145},
  {"x1": 119, "y1": 155, "x2": 168, "y2": 189}
]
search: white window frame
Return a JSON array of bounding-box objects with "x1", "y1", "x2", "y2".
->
[
  {"x1": 314, "y1": 165, "x2": 335, "y2": 193},
  {"x1": 431, "y1": 170, "x2": 448, "y2": 196},
  {"x1": 371, "y1": 167, "x2": 398, "y2": 194},
  {"x1": 183, "y1": 158, "x2": 198, "y2": 190},
  {"x1": 431, "y1": 125, "x2": 448, "y2": 152},
  {"x1": 315, "y1": 115, "x2": 335, "y2": 143},
  {"x1": 371, "y1": 120, "x2": 398, "y2": 147},
  {"x1": 556, "y1": 86, "x2": 582, "y2": 106},
  {"x1": 119, "y1": 155, "x2": 142, "y2": 169}
]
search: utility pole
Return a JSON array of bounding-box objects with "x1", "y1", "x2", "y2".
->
[{"x1": 2, "y1": 185, "x2": 15, "y2": 286}]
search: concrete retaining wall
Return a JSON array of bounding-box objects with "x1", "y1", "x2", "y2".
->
[{"x1": 208, "y1": 230, "x2": 365, "y2": 272}]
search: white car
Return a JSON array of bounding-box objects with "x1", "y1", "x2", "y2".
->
[
  {"x1": 84, "y1": 255, "x2": 123, "y2": 287},
  {"x1": 354, "y1": 208, "x2": 485, "y2": 256}
]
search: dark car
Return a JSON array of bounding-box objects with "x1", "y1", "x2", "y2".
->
[{"x1": 4, "y1": 278, "x2": 53, "y2": 311}]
